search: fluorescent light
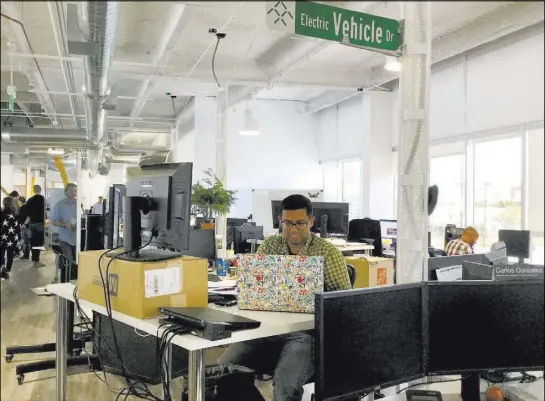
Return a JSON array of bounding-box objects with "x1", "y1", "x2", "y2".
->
[
  {"x1": 384, "y1": 56, "x2": 401, "y2": 72},
  {"x1": 48, "y1": 148, "x2": 64, "y2": 155},
  {"x1": 239, "y1": 105, "x2": 260, "y2": 136}
]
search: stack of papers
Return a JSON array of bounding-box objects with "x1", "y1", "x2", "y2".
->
[{"x1": 208, "y1": 279, "x2": 237, "y2": 296}]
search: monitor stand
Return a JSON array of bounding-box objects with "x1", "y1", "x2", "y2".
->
[{"x1": 460, "y1": 373, "x2": 480, "y2": 401}]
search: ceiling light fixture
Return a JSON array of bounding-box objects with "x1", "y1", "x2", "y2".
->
[
  {"x1": 239, "y1": 102, "x2": 260, "y2": 136},
  {"x1": 48, "y1": 148, "x2": 64, "y2": 155},
  {"x1": 384, "y1": 56, "x2": 401, "y2": 72}
]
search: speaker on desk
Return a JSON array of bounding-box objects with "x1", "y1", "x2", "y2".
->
[{"x1": 93, "y1": 313, "x2": 188, "y2": 384}]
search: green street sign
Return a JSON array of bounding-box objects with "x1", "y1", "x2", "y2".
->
[{"x1": 266, "y1": 1, "x2": 400, "y2": 53}]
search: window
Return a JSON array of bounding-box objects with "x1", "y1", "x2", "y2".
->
[
  {"x1": 526, "y1": 125, "x2": 544, "y2": 264},
  {"x1": 429, "y1": 154, "x2": 466, "y2": 248},
  {"x1": 341, "y1": 159, "x2": 362, "y2": 220},
  {"x1": 472, "y1": 136, "x2": 522, "y2": 249},
  {"x1": 322, "y1": 158, "x2": 362, "y2": 220}
]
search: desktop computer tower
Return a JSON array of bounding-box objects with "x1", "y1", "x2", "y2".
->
[{"x1": 93, "y1": 313, "x2": 188, "y2": 384}]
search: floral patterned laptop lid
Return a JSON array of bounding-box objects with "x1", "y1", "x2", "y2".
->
[{"x1": 236, "y1": 254, "x2": 324, "y2": 313}]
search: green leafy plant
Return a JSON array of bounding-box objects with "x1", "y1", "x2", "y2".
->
[{"x1": 191, "y1": 169, "x2": 237, "y2": 222}]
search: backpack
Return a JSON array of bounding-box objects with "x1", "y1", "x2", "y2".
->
[{"x1": 181, "y1": 364, "x2": 265, "y2": 401}]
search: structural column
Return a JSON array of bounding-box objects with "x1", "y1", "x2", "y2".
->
[{"x1": 395, "y1": 2, "x2": 432, "y2": 283}]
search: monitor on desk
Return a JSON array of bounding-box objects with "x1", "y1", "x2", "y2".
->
[
  {"x1": 186, "y1": 228, "x2": 216, "y2": 259},
  {"x1": 234, "y1": 225, "x2": 264, "y2": 254},
  {"x1": 315, "y1": 284, "x2": 424, "y2": 401},
  {"x1": 425, "y1": 280, "x2": 544, "y2": 375},
  {"x1": 380, "y1": 219, "x2": 397, "y2": 240},
  {"x1": 427, "y1": 253, "x2": 491, "y2": 281},
  {"x1": 272, "y1": 201, "x2": 349, "y2": 235},
  {"x1": 498, "y1": 229, "x2": 530, "y2": 262}
]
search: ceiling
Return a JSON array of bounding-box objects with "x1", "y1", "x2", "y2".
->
[{"x1": 0, "y1": 1, "x2": 543, "y2": 154}]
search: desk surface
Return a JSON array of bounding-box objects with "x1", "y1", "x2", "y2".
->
[{"x1": 46, "y1": 283, "x2": 314, "y2": 351}]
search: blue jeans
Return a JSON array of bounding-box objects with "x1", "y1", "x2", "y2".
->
[{"x1": 218, "y1": 331, "x2": 314, "y2": 401}]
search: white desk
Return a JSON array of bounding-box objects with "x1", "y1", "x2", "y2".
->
[
  {"x1": 46, "y1": 282, "x2": 314, "y2": 401},
  {"x1": 334, "y1": 242, "x2": 374, "y2": 256}
]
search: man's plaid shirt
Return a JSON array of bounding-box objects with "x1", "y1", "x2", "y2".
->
[
  {"x1": 445, "y1": 239, "x2": 473, "y2": 256},
  {"x1": 257, "y1": 233, "x2": 352, "y2": 292}
]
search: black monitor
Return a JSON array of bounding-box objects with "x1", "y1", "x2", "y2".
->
[
  {"x1": 104, "y1": 184, "x2": 125, "y2": 249},
  {"x1": 186, "y1": 228, "x2": 216, "y2": 260},
  {"x1": 425, "y1": 280, "x2": 544, "y2": 375},
  {"x1": 234, "y1": 225, "x2": 264, "y2": 254},
  {"x1": 311, "y1": 202, "x2": 349, "y2": 235},
  {"x1": 227, "y1": 218, "x2": 249, "y2": 246},
  {"x1": 125, "y1": 163, "x2": 193, "y2": 253},
  {"x1": 498, "y1": 229, "x2": 530, "y2": 261},
  {"x1": 315, "y1": 284, "x2": 424, "y2": 401},
  {"x1": 427, "y1": 253, "x2": 490, "y2": 281}
]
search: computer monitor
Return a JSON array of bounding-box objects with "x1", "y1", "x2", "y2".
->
[
  {"x1": 104, "y1": 184, "x2": 125, "y2": 249},
  {"x1": 498, "y1": 229, "x2": 530, "y2": 261},
  {"x1": 125, "y1": 163, "x2": 193, "y2": 252},
  {"x1": 271, "y1": 201, "x2": 349, "y2": 235},
  {"x1": 425, "y1": 280, "x2": 544, "y2": 375},
  {"x1": 234, "y1": 225, "x2": 264, "y2": 254},
  {"x1": 379, "y1": 219, "x2": 397, "y2": 239},
  {"x1": 186, "y1": 228, "x2": 216, "y2": 260},
  {"x1": 227, "y1": 218, "x2": 249, "y2": 246},
  {"x1": 427, "y1": 253, "x2": 490, "y2": 281},
  {"x1": 315, "y1": 284, "x2": 424, "y2": 401}
]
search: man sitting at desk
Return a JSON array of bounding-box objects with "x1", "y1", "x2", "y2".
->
[
  {"x1": 218, "y1": 194, "x2": 351, "y2": 401},
  {"x1": 445, "y1": 226, "x2": 479, "y2": 256}
]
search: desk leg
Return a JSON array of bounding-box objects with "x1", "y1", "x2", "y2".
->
[
  {"x1": 161, "y1": 343, "x2": 173, "y2": 399},
  {"x1": 55, "y1": 296, "x2": 68, "y2": 401},
  {"x1": 187, "y1": 350, "x2": 205, "y2": 401}
]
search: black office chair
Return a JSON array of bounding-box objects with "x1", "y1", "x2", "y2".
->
[
  {"x1": 346, "y1": 264, "x2": 356, "y2": 288},
  {"x1": 428, "y1": 247, "x2": 447, "y2": 257},
  {"x1": 5, "y1": 247, "x2": 99, "y2": 385}
]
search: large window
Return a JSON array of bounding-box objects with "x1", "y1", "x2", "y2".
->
[
  {"x1": 322, "y1": 158, "x2": 363, "y2": 220},
  {"x1": 429, "y1": 154, "x2": 466, "y2": 248},
  {"x1": 526, "y1": 125, "x2": 544, "y2": 264},
  {"x1": 472, "y1": 136, "x2": 522, "y2": 249}
]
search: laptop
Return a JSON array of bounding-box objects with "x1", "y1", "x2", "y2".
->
[
  {"x1": 159, "y1": 307, "x2": 261, "y2": 331},
  {"x1": 236, "y1": 254, "x2": 324, "y2": 313}
]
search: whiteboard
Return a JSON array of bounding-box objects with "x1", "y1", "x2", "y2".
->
[{"x1": 252, "y1": 189, "x2": 323, "y2": 236}]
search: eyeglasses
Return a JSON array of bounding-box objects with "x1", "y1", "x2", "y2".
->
[{"x1": 281, "y1": 220, "x2": 309, "y2": 230}]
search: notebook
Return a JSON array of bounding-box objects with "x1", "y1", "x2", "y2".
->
[{"x1": 236, "y1": 254, "x2": 324, "y2": 313}]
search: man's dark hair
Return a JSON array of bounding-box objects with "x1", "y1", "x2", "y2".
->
[
  {"x1": 281, "y1": 194, "x2": 313, "y2": 216},
  {"x1": 9, "y1": 190, "x2": 19, "y2": 198}
]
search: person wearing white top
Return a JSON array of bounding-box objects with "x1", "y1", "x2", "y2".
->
[{"x1": 91, "y1": 196, "x2": 104, "y2": 215}]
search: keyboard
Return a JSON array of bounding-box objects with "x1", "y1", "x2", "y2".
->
[{"x1": 208, "y1": 274, "x2": 222, "y2": 283}]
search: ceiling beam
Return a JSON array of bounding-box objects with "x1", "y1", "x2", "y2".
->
[{"x1": 304, "y1": 1, "x2": 544, "y2": 113}]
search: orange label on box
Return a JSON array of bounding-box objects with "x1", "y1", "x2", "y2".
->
[{"x1": 376, "y1": 267, "x2": 387, "y2": 286}]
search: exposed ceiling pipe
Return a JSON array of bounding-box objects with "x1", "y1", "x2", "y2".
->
[
  {"x1": 109, "y1": 141, "x2": 171, "y2": 155},
  {"x1": 128, "y1": 4, "x2": 189, "y2": 124},
  {"x1": 1, "y1": 127, "x2": 90, "y2": 147},
  {"x1": 47, "y1": 1, "x2": 81, "y2": 129},
  {"x1": 77, "y1": 2, "x2": 119, "y2": 176}
]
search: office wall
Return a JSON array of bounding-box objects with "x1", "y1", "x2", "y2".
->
[{"x1": 178, "y1": 97, "x2": 323, "y2": 217}]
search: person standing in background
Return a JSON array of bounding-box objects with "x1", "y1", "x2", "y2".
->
[
  {"x1": 52, "y1": 183, "x2": 78, "y2": 281},
  {"x1": 8, "y1": 191, "x2": 21, "y2": 257},
  {"x1": 91, "y1": 196, "x2": 104, "y2": 215},
  {"x1": 25, "y1": 185, "x2": 46, "y2": 268},
  {"x1": 18, "y1": 196, "x2": 30, "y2": 260},
  {"x1": 1, "y1": 197, "x2": 21, "y2": 279}
]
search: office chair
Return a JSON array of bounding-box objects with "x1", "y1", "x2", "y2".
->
[
  {"x1": 346, "y1": 264, "x2": 356, "y2": 288},
  {"x1": 428, "y1": 247, "x2": 447, "y2": 257},
  {"x1": 4, "y1": 246, "x2": 99, "y2": 385}
]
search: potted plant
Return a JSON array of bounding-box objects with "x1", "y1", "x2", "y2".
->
[{"x1": 191, "y1": 169, "x2": 237, "y2": 230}]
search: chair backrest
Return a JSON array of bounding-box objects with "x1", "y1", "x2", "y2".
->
[
  {"x1": 347, "y1": 218, "x2": 383, "y2": 257},
  {"x1": 428, "y1": 247, "x2": 447, "y2": 257},
  {"x1": 346, "y1": 264, "x2": 356, "y2": 288}
]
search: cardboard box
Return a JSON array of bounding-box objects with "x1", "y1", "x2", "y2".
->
[
  {"x1": 77, "y1": 250, "x2": 208, "y2": 319},
  {"x1": 345, "y1": 256, "x2": 394, "y2": 288}
]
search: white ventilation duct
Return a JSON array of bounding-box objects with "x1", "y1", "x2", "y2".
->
[
  {"x1": 1, "y1": 127, "x2": 90, "y2": 148},
  {"x1": 395, "y1": 2, "x2": 432, "y2": 284},
  {"x1": 77, "y1": 2, "x2": 119, "y2": 177}
]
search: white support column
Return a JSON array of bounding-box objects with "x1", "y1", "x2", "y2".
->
[
  {"x1": 395, "y1": 2, "x2": 432, "y2": 284},
  {"x1": 215, "y1": 86, "x2": 228, "y2": 258}
]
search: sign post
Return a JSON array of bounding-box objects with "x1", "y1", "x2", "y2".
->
[{"x1": 266, "y1": 1, "x2": 401, "y2": 54}]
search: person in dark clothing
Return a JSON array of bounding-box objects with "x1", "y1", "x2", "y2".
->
[
  {"x1": 1, "y1": 197, "x2": 21, "y2": 279},
  {"x1": 8, "y1": 191, "x2": 21, "y2": 258},
  {"x1": 18, "y1": 196, "x2": 30, "y2": 260},
  {"x1": 24, "y1": 185, "x2": 46, "y2": 268}
]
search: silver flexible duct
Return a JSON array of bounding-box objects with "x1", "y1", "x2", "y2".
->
[
  {"x1": 1, "y1": 127, "x2": 90, "y2": 147},
  {"x1": 77, "y1": 2, "x2": 119, "y2": 176}
]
